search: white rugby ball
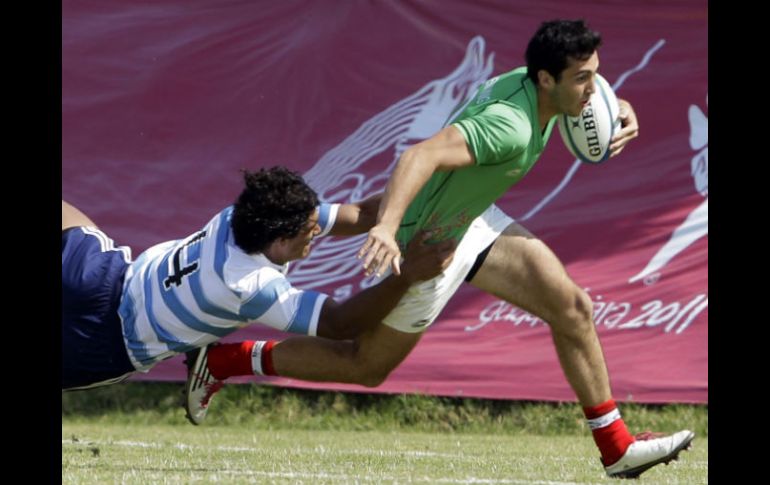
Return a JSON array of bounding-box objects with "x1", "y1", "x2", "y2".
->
[{"x1": 558, "y1": 73, "x2": 620, "y2": 164}]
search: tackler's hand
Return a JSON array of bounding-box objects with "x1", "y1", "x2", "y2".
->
[{"x1": 399, "y1": 231, "x2": 456, "y2": 284}]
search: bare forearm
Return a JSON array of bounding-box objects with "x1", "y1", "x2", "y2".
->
[
  {"x1": 317, "y1": 274, "x2": 411, "y2": 339},
  {"x1": 328, "y1": 193, "x2": 382, "y2": 236},
  {"x1": 358, "y1": 126, "x2": 471, "y2": 276},
  {"x1": 377, "y1": 147, "x2": 436, "y2": 231},
  {"x1": 378, "y1": 126, "x2": 476, "y2": 232},
  {"x1": 318, "y1": 230, "x2": 455, "y2": 339}
]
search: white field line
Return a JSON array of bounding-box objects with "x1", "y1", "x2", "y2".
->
[
  {"x1": 189, "y1": 471, "x2": 597, "y2": 485},
  {"x1": 63, "y1": 438, "x2": 461, "y2": 458}
]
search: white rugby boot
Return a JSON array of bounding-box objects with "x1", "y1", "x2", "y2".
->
[
  {"x1": 604, "y1": 430, "x2": 695, "y2": 478},
  {"x1": 183, "y1": 344, "x2": 224, "y2": 425}
]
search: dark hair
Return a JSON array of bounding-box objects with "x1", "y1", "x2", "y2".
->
[
  {"x1": 231, "y1": 166, "x2": 319, "y2": 253},
  {"x1": 525, "y1": 19, "x2": 602, "y2": 84}
]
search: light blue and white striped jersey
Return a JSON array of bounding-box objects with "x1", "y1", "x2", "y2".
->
[{"x1": 117, "y1": 203, "x2": 339, "y2": 372}]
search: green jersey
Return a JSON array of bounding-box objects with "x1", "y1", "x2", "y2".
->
[{"x1": 396, "y1": 67, "x2": 556, "y2": 247}]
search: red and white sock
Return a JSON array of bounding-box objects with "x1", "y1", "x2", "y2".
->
[
  {"x1": 207, "y1": 340, "x2": 279, "y2": 379},
  {"x1": 250, "y1": 340, "x2": 278, "y2": 376},
  {"x1": 583, "y1": 399, "x2": 635, "y2": 466}
]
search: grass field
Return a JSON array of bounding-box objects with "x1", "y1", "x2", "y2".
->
[
  {"x1": 62, "y1": 423, "x2": 707, "y2": 484},
  {"x1": 62, "y1": 384, "x2": 708, "y2": 484}
]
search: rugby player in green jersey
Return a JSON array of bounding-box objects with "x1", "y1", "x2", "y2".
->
[{"x1": 187, "y1": 19, "x2": 694, "y2": 478}]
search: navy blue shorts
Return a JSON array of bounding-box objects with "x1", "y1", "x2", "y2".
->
[{"x1": 62, "y1": 227, "x2": 136, "y2": 390}]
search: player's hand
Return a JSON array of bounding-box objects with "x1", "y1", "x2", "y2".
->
[
  {"x1": 400, "y1": 231, "x2": 456, "y2": 284},
  {"x1": 358, "y1": 223, "x2": 401, "y2": 277},
  {"x1": 609, "y1": 98, "x2": 639, "y2": 157}
]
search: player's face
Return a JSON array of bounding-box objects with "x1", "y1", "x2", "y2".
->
[
  {"x1": 550, "y1": 51, "x2": 599, "y2": 117},
  {"x1": 284, "y1": 209, "x2": 321, "y2": 261}
]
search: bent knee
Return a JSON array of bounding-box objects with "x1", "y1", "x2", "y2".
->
[
  {"x1": 356, "y1": 371, "x2": 391, "y2": 388},
  {"x1": 569, "y1": 289, "x2": 594, "y2": 324},
  {"x1": 343, "y1": 326, "x2": 419, "y2": 387},
  {"x1": 548, "y1": 287, "x2": 594, "y2": 331},
  {"x1": 351, "y1": 363, "x2": 394, "y2": 387},
  {"x1": 347, "y1": 354, "x2": 397, "y2": 388}
]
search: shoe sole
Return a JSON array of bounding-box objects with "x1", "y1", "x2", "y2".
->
[
  {"x1": 183, "y1": 348, "x2": 207, "y2": 426},
  {"x1": 609, "y1": 431, "x2": 696, "y2": 479}
]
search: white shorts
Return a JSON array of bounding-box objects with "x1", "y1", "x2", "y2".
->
[{"x1": 382, "y1": 204, "x2": 514, "y2": 333}]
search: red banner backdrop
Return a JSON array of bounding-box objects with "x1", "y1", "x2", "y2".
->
[{"x1": 63, "y1": 0, "x2": 707, "y2": 403}]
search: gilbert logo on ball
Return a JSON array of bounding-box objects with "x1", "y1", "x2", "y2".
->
[{"x1": 558, "y1": 73, "x2": 620, "y2": 164}]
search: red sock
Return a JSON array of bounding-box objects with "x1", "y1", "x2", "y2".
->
[
  {"x1": 583, "y1": 399, "x2": 635, "y2": 466},
  {"x1": 257, "y1": 340, "x2": 278, "y2": 376},
  {"x1": 207, "y1": 341, "x2": 255, "y2": 380}
]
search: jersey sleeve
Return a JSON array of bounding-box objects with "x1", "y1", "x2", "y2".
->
[
  {"x1": 316, "y1": 203, "x2": 340, "y2": 237},
  {"x1": 239, "y1": 270, "x2": 328, "y2": 336},
  {"x1": 452, "y1": 102, "x2": 532, "y2": 166}
]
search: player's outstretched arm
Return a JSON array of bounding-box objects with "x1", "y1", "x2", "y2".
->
[
  {"x1": 318, "y1": 231, "x2": 455, "y2": 339},
  {"x1": 327, "y1": 193, "x2": 383, "y2": 236},
  {"x1": 358, "y1": 126, "x2": 474, "y2": 277}
]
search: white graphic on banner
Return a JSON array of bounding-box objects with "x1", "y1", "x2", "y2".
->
[
  {"x1": 289, "y1": 36, "x2": 494, "y2": 292},
  {"x1": 629, "y1": 96, "x2": 708, "y2": 284},
  {"x1": 468, "y1": 291, "x2": 707, "y2": 335}
]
